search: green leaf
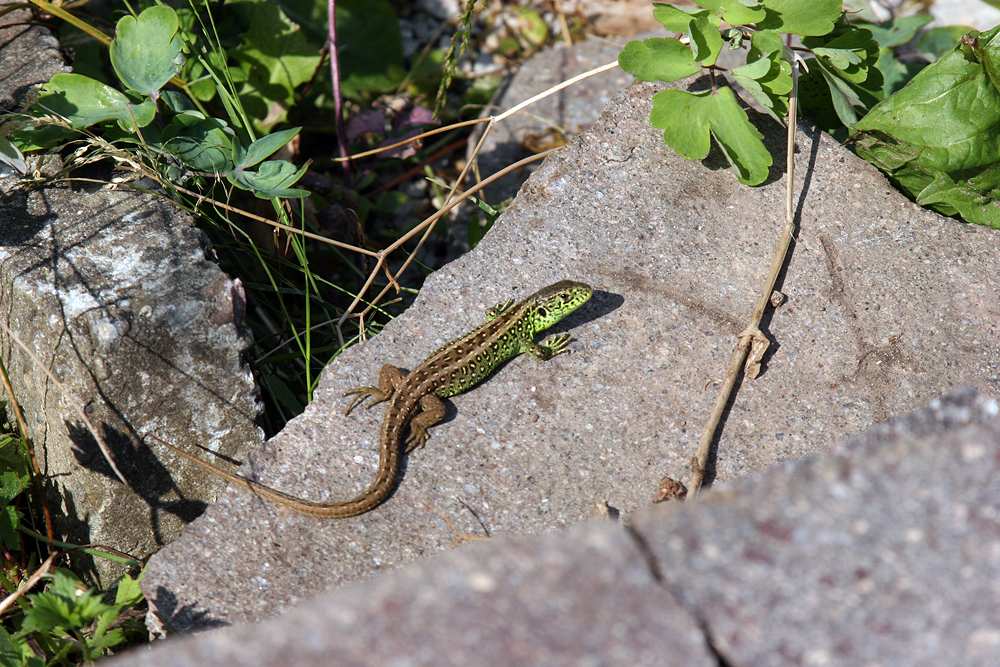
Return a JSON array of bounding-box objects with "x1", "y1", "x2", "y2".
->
[
  {"x1": 860, "y1": 14, "x2": 933, "y2": 48},
  {"x1": 618, "y1": 38, "x2": 702, "y2": 82},
  {"x1": 732, "y1": 30, "x2": 792, "y2": 122},
  {"x1": 163, "y1": 116, "x2": 234, "y2": 172},
  {"x1": 228, "y1": 160, "x2": 309, "y2": 199},
  {"x1": 109, "y1": 5, "x2": 183, "y2": 100},
  {"x1": 689, "y1": 14, "x2": 724, "y2": 66},
  {"x1": 653, "y1": 3, "x2": 715, "y2": 32},
  {"x1": 851, "y1": 25, "x2": 1000, "y2": 226},
  {"x1": 812, "y1": 46, "x2": 863, "y2": 69},
  {"x1": 114, "y1": 570, "x2": 145, "y2": 608},
  {"x1": 232, "y1": 127, "x2": 301, "y2": 171},
  {"x1": 0, "y1": 624, "x2": 32, "y2": 667},
  {"x1": 23, "y1": 570, "x2": 116, "y2": 634},
  {"x1": 811, "y1": 28, "x2": 880, "y2": 85},
  {"x1": 757, "y1": 0, "x2": 841, "y2": 36},
  {"x1": 0, "y1": 136, "x2": 27, "y2": 175},
  {"x1": 918, "y1": 25, "x2": 974, "y2": 62},
  {"x1": 34, "y1": 74, "x2": 157, "y2": 130},
  {"x1": 691, "y1": 0, "x2": 765, "y2": 26},
  {"x1": 650, "y1": 87, "x2": 771, "y2": 185}
]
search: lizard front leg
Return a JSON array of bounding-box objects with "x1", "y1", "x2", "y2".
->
[
  {"x1": 343, "y1": 364, "x2": 407, "y2": 415},
  {"x1": 527, "y1": 333, "x2": 576, "y2": 360}
]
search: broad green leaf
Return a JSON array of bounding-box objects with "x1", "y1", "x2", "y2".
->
[
  {"x1": 0, "y1": 136, "x2": 27, "y2": 175},
  {"x1": 860, "y1": 14, "x2": 933, "y2": 48},
  {"x1": 691, "y1": 0, "x2": 765, "y2": 26},
  {"x1": 618, "y1": 38, "x2": 702, "y2": 82},
  {"x1": 918, "y1": 25, "x2": 973, "y2": 62},
  {"x1": 690, "y1": 14, "x2": 724, "y2": 66},
  {"x1": 757, "y1": 0, "x2": 841, "y2": 36},
  {"x1": 852, "y1": 25, "x2": 1000, "y2": 227},
  {"x1": 109, "y1": 5, "x2": 183, "y2": 99},
  {"x1": 163, "y1": 116, "x2": 234, "y2": 172},
  {"x1": 650, "y1": 87, "x2": 771, "y2": 185},
  {"x1": 653, "y1": 3, "x2": 715, "y2": 32},
  {"x1": 853, "y1": 28, "x2": 1000, "y2": 171},
  {"x1": 916, "y1": 169, "x2": 1000, "y2": 220},
  {"x1": 34, "y1": 74, "x2": 157, "y2": 130},
  {"x1": 228, "y1": 160, "x2": 309, "y2": 199},
  {"x1": 232, "y1": 127, "x2": 301, "y2": 171}
]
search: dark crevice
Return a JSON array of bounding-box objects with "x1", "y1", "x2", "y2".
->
[{"x1": 625, "y1": 523, "x2": 736, "y2": 667}]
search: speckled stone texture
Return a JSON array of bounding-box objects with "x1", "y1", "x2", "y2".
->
[
  {"x1": 141, "y1": 77, "x2": 998, "y2": 630},
  {"x1": 634, "y1": 387, "x2": 1000, "y2": 667},
  {"x1": 110, "y1": 389, "x2": 1000, "y2": 665}
]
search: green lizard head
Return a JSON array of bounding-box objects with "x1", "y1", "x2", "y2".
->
[{"x1": 528, "y1": 280, "x2": 593, "y2": 331}]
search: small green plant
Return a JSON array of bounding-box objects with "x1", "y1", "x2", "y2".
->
[
  {"x1": 618, "y1": 1, "x2": 997, "y2": 229},
  {"x1": 0, "y1": 568, "x2": 145, "y2": 665},
  {"x1": 618, "y1": 0, "x2": 886, "y2": 185}
]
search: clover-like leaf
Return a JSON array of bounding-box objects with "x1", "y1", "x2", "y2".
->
[
  {"x1": 34, "y1": 74, "x2": 157, "y2": 130},
  {"x1": 689, "y1": 14, "x2": 724, "y2": 66},
  {"x1": 732, "y1": 30, "x2": 792, "y2": 121},
  {"x1": 650, "y1": 87, "x2": 771, "y2": 185},
  {"x1": 756, "y1": 0, "x2": 841, "y2": 36},
  {"x1": 811, "y1": 28, "x2": 880, "y2": 84},
  {"x1": 228, "y1": 159, "x2": 309, "y2": 199},
  {"x1": 652, "y1": 3, "x2": 715, "y2": 32},
  {"x1": 109, "y1": 5, "x2": 183, "y2": 100},
  {"x1": 691, "y1": 0, "x2": 765, "y2": 26},
  {"x1": 618, "y1": 38, "x2": 703, "y2": 82}
]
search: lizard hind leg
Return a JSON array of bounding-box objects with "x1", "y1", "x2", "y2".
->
[
  {"x1": 403, "y1": 393, "x2": 447, "y2": 453},
  {"x1": 343, "y1": 364, "x2": 407, "y2": 415}
]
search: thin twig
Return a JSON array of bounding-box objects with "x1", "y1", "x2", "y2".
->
[
  {"x1": 0, "y1": 551, "x2": 58, "y2": 617},
  {"x1": 688, "y1": 61, "x2": 800, "y2": 499}
]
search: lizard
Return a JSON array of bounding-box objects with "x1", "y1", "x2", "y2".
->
[{"x1": 159, "y1": 280, "x2": 593, "y2": 518}]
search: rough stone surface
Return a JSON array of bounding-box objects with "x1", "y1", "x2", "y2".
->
[
  {"x1": 0, "y1": 0, "x2": 264, "y2": 586},
  {"x1": 114, "y1": 520, "x2": 714, "y2": 666},
  {"x1": 0, "y1": 0, "x2": 68, "y2": 113},
  {"x1": 0, "y1": 184, "x2": 264, "y2": 586},
  {"x1": 634, "y1": 387, "x2": 1000, "y2": 667},
  {"x1": 477, "y1": 38, "x2": 633, "y2": 205},
  {"x1": 110, "y1": 388, "x2": 1000, "y2": 665},
  {"x1": 141, "y1": 76, "x2": 1000, "y2": 631}
]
